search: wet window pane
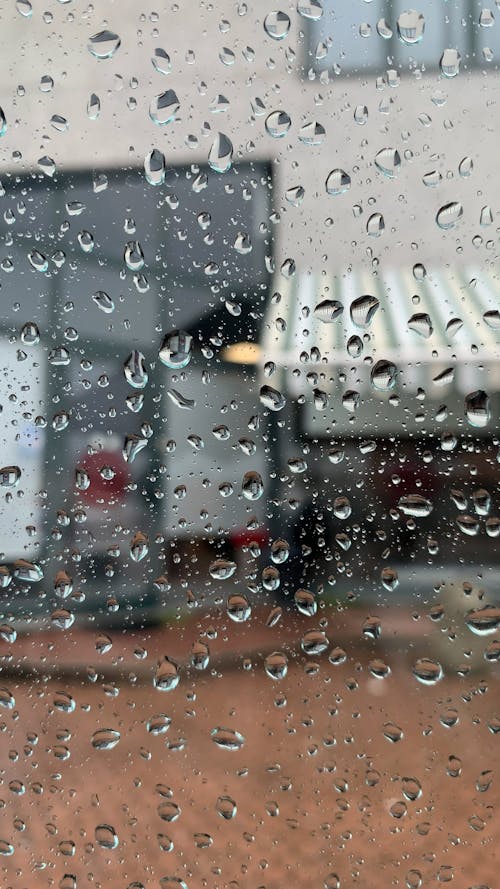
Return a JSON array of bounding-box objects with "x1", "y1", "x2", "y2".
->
[{"x1": 1, "y1": 4, "x2": 499, "y2": 889}]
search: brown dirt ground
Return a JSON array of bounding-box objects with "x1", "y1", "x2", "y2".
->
[{"x1": 0, "y1": 615, "x2": 498, "y2": 889}]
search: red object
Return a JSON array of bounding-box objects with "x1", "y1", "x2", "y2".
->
[
  {"x1": 77, "y1": 450, "x2": 130, "y2": 505},
  {"x1": 229, "y1": 528, "x2": 269, "y2": 549}
]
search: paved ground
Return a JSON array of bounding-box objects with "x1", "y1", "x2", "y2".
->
[{"x1": 0, "y1": 609, "x2": 498, "y2": 889}]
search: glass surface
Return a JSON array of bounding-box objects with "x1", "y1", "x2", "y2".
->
[{"x1": 0, "y1": 3, "x2": 499, "y2": 889}]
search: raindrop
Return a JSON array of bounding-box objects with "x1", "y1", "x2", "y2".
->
[
  {"x1": 147, "y1": 714, "x2": 172, "y2": 735},
  {"x1": 227, "y1": 593, "x2": 251, "y2": 622},
  {"x1": 209, "y1": 559, "x2": 237, "y2": 580},
  {"x1": 264, "y1": 651, "x2": 288, "y2": 680},
  {"x1": 208, "y1": 133, "x2": 233, "y2": 172},
  {"x1": 374, "y1": 147, "x2": 401, "y2": 177},
  {"x1": 440, "y1": 48, "x2": 461, "y2": 77},
  {"x1": 130, "y1": 531, "x2": 149, "y2": 562},
  {"x1": 152, "y1": 48, "x2": 171, "y2": 74},
  {"x1": 465, "y1": 605, "x2": 500, "y2": 636},
  {"x1": 264, "y1": 11, "x2": 291, "y2": 39},
  {"x1": 91, "y1": 728, "x2": 121, "y2": 750},
  {"x1": 92, "y1": 291, "x2": 114, "y2": 313},
  {"x1": 397, "y1": 11, "x2": 425, "y2": 44},
  {"x1": 464, "y1": 390, "x2": 490, "y2": 428},
  {"x1": 265, "y1": 111, "x2": 291, "y2": 138},
  {"x1": 216, "y1": 795, "x2": 237, "y2": 819},
  {"x1": 325, "y1": 168, "x2": 351, "y2": 196},
  {"x1": 95, "y1": 824, "x2": 118, "y2": 849},
  {"x1": 154, "y1": 658, "x2": 180, "y2": 692},
  {"x1": 87, "y1": 30, "x2": 121, "y2": 60},
  {"x1": 159, "y1": 330, "x2": 192, "y2": 370},
  {"x1": 294, "y1": 588, "x2": 317, "y2": 617},
  {"x1": 436, "y1": 201, "x2": 463, "y2": 229},
  {"x1": 408, "y1": 313, "x2": 433, "y2": 338},
  {"x1": 242, "y1": 470, "x2": 264, "y2": 500},
  {"x1": 124, "y1": 350, "x2": 148, "y2": 389},
  {"x1": 150, "y1": 90, "x2": 180, "y2": 125},
  {"x1": 298, "y1": 121, "x2": 325, "y2": 145},
  {"x1": 144, "y1": 149, "x2": 166, "y2": 186},
  {"x1": 0, "y1": 466, "x2": 21, "y2": 487},
  {"x1": 301, "y1": 629, "x2": 329, "y2": 655},
  {"x1": 412, "y1": 658, "x2": 443, "y2": 685},
  {"x1": 370, "y1": 360, "x2": 397, "y2": 391},
  {"x1": 211, "y1": 727, "x2": 245, "y2": 750},
  {"x1": 350, "y1": 294, "x2": 379, "y2": 327},
  {"x1": 260, "y1": 384, "x2": 286, "y2": 411},
  {"x1": 314, "y1": 300, "x2": 343, "y2": 322},
  {"x1": 191, "y1": 640, "x2": 210, "y2": 670},
  {"x1": 398, "y1": 494, "x2": 433, "y2": 517}
]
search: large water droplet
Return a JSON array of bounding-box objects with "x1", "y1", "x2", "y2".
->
[
  {"x1": 144, "y1": 149, "x2": 166, "y2": 186},
  {"x1": 413, "y1": 657, "x2": 443, "y2": 685},
  {"x1": 124, "y1": 350, "x2": 148, "y2": 389},
  {"x1": 436, "y1": 201, "x2": 463, "y2": 229},
  {"x1": 91, "y1": 728, "x2": 121, "y2": 750},
  {"x1": 264, "y1": 11, "x2": 291, "y2": 39},
  {"x1": 314, "y1": 299, "x2": 343, "y2": 323},
  {"x1": 370, "y1": 360, "x2": 397, "y2": 391},
  {"x1": 209, "y1": 558, "x2": 237, "y2": 580},
  {"x1": 150, "y1": 89, "x2": 180, "y2": 125},
  {"x1": 397, "y1": 10, "x2": 425, "y2": 44},
  {"x1": 211, "y1": 726, "x2": 245, "y2": 750},
  {"x1": 398, "y1": 494, "x2": 433, "y2": 517},
  {"x1": 227, "y1": 593, "x2": 251, "y2": 622},
  {"x1": 152, "y1": 48, "x2": 172, "y2": 74},
  {"x1": 408, "y1": 313, "x2": 433, "y2": 338},
  {"x1": 350, "y1": 294, "x2": 379, "y2": 328},
  {"x1": 259, "y1": 384, "x2": 286, "y2": 411},
  {"x1": 208, "y1": 133, "x2": 233, "y2": 172},
  {"x1": 87, "y1": 30, "x2": 121, "y2": 59},
  {"x1": 0, "y1": 466, "x2": 21, "y2": 487},
  {"x1": 440, "y1": 48, "x2": 461, "y2": 77},
  {"x1": 130, "y1": 531, "x2": 149, "y2": 562},
  {"x1": 159, "y1": 330, "x2": 192, "y2": 369},
  {"x1": 95, "y1": 824, "x2": 118, "y2": 849},
  {"x1": 216, "y1": 795, "x2": 237, "y2": 819},
  {"x1": 154, "y1": 657, "x2": 180, "y2": 692},
  {"x1": 242, "y1": 470, "x2": 264, "y2": 500},
  {"x1": 265, "y1": 110, "x2": 291, "y2": 138},
  {"x1": 374, "y1": 147, "x2": 401, "y2": 177},
  {"x1": 465, "y1": 605, "x2": 500, "y2": 635},
  {"x1": 264, "y1": 651, "x2": 288, "y2": 680},
  {"x1": 464, "y1": 390, "x2": 490, "y2": 428}
]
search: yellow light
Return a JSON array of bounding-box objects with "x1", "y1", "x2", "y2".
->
[{"x1": 221, "y1": 342, "x2": 261, "y2": 364}]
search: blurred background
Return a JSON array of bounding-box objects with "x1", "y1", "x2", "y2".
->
[{"x1": 0, "y1": 3, "x2": 499, "y2": 888}]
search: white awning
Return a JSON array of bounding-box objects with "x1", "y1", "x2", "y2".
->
[{"x1": 261, "y1": 266, "x2": 500, "y2": 397}]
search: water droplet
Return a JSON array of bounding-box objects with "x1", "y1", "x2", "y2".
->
[
  {"x1": 144, "y1": 149, "x2": 166, "y2": 186},
  {"x1": 95, "y1": 824, "x2": 118, "y2": 849},
  {"x1": 159, "y1": 330, "x2": 192, "y2": 369},
  {"x1": 298, "y1": 121, "x2": 325, "y2": 145},
  {"x1": 16, "y1": 0, "x2": 31, "y2": 15},
  {"x1": 54, "y1": 570, "x2": 73, "y2": 598},
  {"x1": 264, "y1": 11, "x2": 291, "y2": 39},
  {"x1": 0, "y1": 687, "x2": 15, "y2": 709},
  {"x1": 301, "y1": 629, "x2": 329, "y2": 655},
  {"x1": 123, "y1": 434, "x2": 148, "y2": 463},
  {"x1": 87, "y1": 93, "x2": 101, "y2": 120},
  {"x1": 130, "y1": 532, "x2": 149, "y2": 562},
  {"x1": 294, "y1": 588, "x2": 317, "y2": 616},
  {"x1": 350, "y1": 294, "x2": 379, "y2": 328},
  {"x1": 92, "y1": 290, "x2": 114, "y2": 314},
  {"x1": 124, "y1": 350, "x2": 148, "y2": 389},
  {"x1": 398, "y1": 494, "x2": 433, "y2": 517},
  {"x1": 216, "y1": 795, "x2": 237, "y2": 819},
  {"x1": 465, "y1": 605, "x2": 500, "y2": 636},
  {"x1": 152, "y1": 48, "x2": 171, "y2": 74},
  {"x1": 124, "y1": 240, "x2": 145, "y2": 271},
  {"x1": 241, "y1": 470, "x2": 264, "y2": 500},
  {"x1": 479, "y1": 7, "x2": 495, "y2": 27},
  {"x1": 265, "y1": 110, "x2": 291, "y2": 138},
  {"x1": 264, "y1": 651, "x2": 288, "y2": 680},
  {"x1": 211, "y1": 726, "x2": 245, "y2": 750},
  {"x1": 408, "y1": 313, "x2": 433, "y2": 338},
  {"x1": 259, "y1": 384, "x2": 286, "y2": 411},
  {"x1": 191, "y1": 640, "x2": 210, "y2": 670},
  {"x1": 297, "y1": 1, "x2": 323, "y2": 22},
  {"x1": 167, "y1": 389, "x2": 195, "y2": 410},
  {"x1": 436, "y1": 201, "x2": 463, "y2": 229},
  {"x1": 0, "y1": 624, "x2": 16, "y2": 644},
  {"x1": 440, "y1": 48, "x2": 461, "y2": 77},
  {"x1": 88, "y1": 30, "x2": 121, "y2": 60},
  {"x1": 0, "y1": 466, "x2": 21, "y2": 487},
  {"x1": 13, "y1": 559, "x2": 43, "y2": 582},
  {"x1": 147, "y1": 714, "x2": 172, "y2": 735},
  {"x1": 374, "y1": 147, "x2": 401, "y2": 177},
  {"x1": 465, "y1": 389, "x2": 490, "y2": 428},
  {"x1": 412, "y1": 658, "x2": 443, "y2": 685},
  {"x1": 381, "y1": 567, "x2": 399, "y2": 591},
  {"x1": 383, "y1": 722, "x2": 404, "y2": 742},
  {"x1": 314, "y1": 299, "x2": 343, "y2": 322},
  {"x1": 0, "y1": 840, "x2": 14, "y2": 856},
  {"x1": 227, "y1": 593, "x2": 251, "y2": 622},
  {"x1": 154, "y1": 657, "x2": 180, "y2": 692},
  {"x1": 397, "y1": 10, "x2": 425, "y2": 44},
  {"x1": 51, "y1": 608, "x2": 74, "y2": 630},
  {"x1": 150, "y1": 89, "x2": 180, "y2": 125},
  {"x1": 91, "y1": 728, "x2": 120, "y2": 750},
  {"x1": 209, "y1": 558, "x2": 237, "y2": 580},
  {"x1": 325, "y1": 168, "x2": 351, "y2": 195},
  {"x1": 208, "y1": 133, "x2": 233, "y2": 172},
  {"x1": 158, "y1": 801, "x2": 181, "y2": 822},
  {"x1": 28, "y1": 250, "x2": 48, "y2": 272},
  {"x1": 367, "y1": 212, "x2": 384, "y2": 236},
  {"x1": 370, "y1": 360, "x2": 397, "y2": 391},
  {"x1": 377, "y1": 18, "x2": 393, "y2": 39}
]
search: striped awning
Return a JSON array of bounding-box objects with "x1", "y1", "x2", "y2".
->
[{"x1": 260, "y1": 266, "x2": 500, "y2": 397}]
